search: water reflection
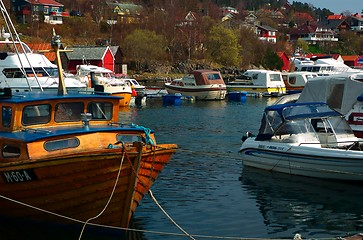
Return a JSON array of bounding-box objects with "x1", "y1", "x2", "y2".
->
[{"x1": 240, "y1": 166, "x2": 363, "y2": 237}]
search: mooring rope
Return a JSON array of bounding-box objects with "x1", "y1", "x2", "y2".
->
[
  {"x1": 148, "y1": 189, "x2": 197, "y2": 240},
  {"x1": 78, "y1": 143, "x2": 126, "y2": 240},
  {"x1": 0, "y1": 193, "x2": 346, "y2": 240}
]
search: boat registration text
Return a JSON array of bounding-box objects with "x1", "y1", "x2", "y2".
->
[{"x1": 1, "y1": 170, "x2": 37, "y2": 183}]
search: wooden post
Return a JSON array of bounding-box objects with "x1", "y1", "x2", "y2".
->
[{"x1": 51, "y1": 29, "x2": 67, "y2": 96}]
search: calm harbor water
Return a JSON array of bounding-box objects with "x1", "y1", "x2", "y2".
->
[{"x1": 2, "y1": 96, "x2": 363, "y2": 240}]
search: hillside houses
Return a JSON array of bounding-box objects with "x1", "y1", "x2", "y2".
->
[
  {"x1": 10, "y1": 0, "x2": 363, "y2": 71},
  {"x1": 12, "y1": 0, "x2": 69, "y2": 24}
]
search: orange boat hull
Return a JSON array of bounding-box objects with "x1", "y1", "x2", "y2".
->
[{"x1": 0, "y1": 143, "x2": 177, "y2": 228}]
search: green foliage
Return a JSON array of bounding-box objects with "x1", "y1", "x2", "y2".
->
[
  {"x1": 296, "y1": 39, "x2": 309, "y2": 53},
  {"x1": 205, "y1": 26, "x2": 241, "y2": 67},
  {"x1": 262, "y1": 47, "x2": 283, "y2": 70},
  {"x1": 122, "y1": 29, "x2": 167, "y2": 71}
]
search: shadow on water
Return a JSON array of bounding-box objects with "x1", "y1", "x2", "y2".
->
[{"x1": 240, "y1": 166, "x2": 363, "y2": 237}]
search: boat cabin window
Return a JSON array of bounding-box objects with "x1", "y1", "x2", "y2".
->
[
  {"x1": 3, "y1": 68, "x2": 25, "y2": 78},
  {"x1": 22, "y1": 104, "x2": 51, "y2": 125},
  {"x1": 207, "y1": 73, "x2": 222, "y2": 80},
  {"x1": 55, "y1": 102, "x2": 84, "y2": 122},
  {"x1": 87, "y1": 102, "x2": 113, "y2": 120},
  {"x1": 44, "y1": 138, "x2": 80, "y2": 151},
  {"x1": 275, "y1": 119, "x2": 315, "y2": 136},
  {"x1": 326, "y1": 117, "x2": 353, "y2": 136},
  {"x1": 116, "y1": 134, "x2": 142, "y2": 143},
  {"x1": 2, "y1": 144, "x2": 21, "y2": 158},
  {"x1": 2, "y1": 106, "x2": 12, "y2": 127},
  {"x1": 270, "y1": 74, "x2": 281, "y2": 82},
  {"x1": 289, "y1": 76, "x2": 296, "y2": 84},
  {"x1": 3, "y1": 67, "x2": 50, "y2": 78}
]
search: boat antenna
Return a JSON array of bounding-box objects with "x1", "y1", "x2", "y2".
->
[
  {"x1": 0, "y1": 0, "x2": 43, "y2": 91},
  {"x1": 51, "y1": 29, "x2": 67, "y2": 95}
]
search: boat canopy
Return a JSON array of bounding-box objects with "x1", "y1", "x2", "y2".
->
[
  {"x1": 256, "y1": 102, "x2": 349, "y2": 142},
  {"x1": 297, "y1": 73, "x2": 363, "y2": 115},
  {"x1": 265, "y1": 102, "x2": 341, "y2": 121},
  {"x1": 193, "y1": 70, "x2": 225, "y2": 85}
]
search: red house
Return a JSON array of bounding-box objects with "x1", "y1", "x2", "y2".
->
[
  {"x1": 64, "y1": 46, "x2": 115, "y2": 74},
  {"x1": 342, "y1": 55, "x2": 362, "y2": 68},
  {"x1": 256, "y1": 25, "x2": 278, "y2": 44},
  {"x1": 276, "y1": 51, "x2": 291, "y2": 71}
]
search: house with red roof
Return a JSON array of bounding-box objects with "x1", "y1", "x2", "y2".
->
[
  {"x1": 12, "y1": 0, "x2": 69, "y2": 25},
  {"x1": 64, "y1": 46, "x2": 115, "y2": 74},
  {"x1": 256, "y1": 25, "x2": 278, "y2": 44},
  {"x1": 347, "y1": 14, "x2": 363, "y2": 32},
  {"x1": 289, "y1": 22, "x2": 338, "y2": 44},
  {"x1": 342, "y1": 55, "x2": 362, "y2": 68},
  {"x1": 322, "y1": 15, "x2": 350, "y2": 34}
]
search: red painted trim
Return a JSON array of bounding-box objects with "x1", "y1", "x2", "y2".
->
[{"x1": 347, "y1": 112, "x2": 363, "y2": 125}]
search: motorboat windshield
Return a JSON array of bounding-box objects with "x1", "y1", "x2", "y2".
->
[{"x1": 255, "y1": 102, "x2": 356, "y2": 146}]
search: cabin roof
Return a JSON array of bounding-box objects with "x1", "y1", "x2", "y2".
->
[
  {"x1": 65, "y1": 46, "x2": 112, "y2": 60},
  {"x1": 0, "y1": 125, "x2": 147, "y2": 142},
  {"x1": 0, "y1": 91, "x2": 122, "y2": 104},
  {"x1": 265, "y1": 102, "x2": 341, "y2": 120}
]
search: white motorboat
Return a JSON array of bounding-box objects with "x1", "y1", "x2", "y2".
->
[
  {"x1": 75, "y1": 64, "x2": 133, "y2": 107},
  {"x1": 239, "y1": 102, "x2": 363, "y2": 181},
  {"x1": 164, "y1": 69, "x2": 227, "y2": 100},
  {"x1": 281, "y1": 71, "x2": 318, "y2": 93},
  {"x1": 0, "y1": 35, "x2": 86, "y2": 92},
  {"x1": 292, "y1": 56, "x2": 360, "y2": 76},
  {"x1": 122, "y1": 77, "x2": 146, "y2": 96},
  {"x1": 226, "y1": 69, "x2": 286, "y2": 97}
]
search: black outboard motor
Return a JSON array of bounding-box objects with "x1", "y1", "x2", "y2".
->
[{"x1": 90, "y1": 71, "x2": 97, "y2": 88}]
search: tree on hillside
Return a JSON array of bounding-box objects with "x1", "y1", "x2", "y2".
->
[
  {"x1": 262, "y1": 47, "x2": 283, "y2": 70},
  {"x1": 122, "y1": 29, "x2": 167, "y2": 71},
  {"x1": 205, "y1": 26, "x2": 241, "y2": 67},
  {"x1": 237, "y1": 27, "x2": 267, "y2": 69}
]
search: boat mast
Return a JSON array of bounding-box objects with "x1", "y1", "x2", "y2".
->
[{"x1": 51, "y1": 29, "x2": 67, "y2": 96}]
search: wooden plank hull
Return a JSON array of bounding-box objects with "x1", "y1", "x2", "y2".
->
[{"x1": 0, "y1": 144, "x2": 177, "y2": 228}]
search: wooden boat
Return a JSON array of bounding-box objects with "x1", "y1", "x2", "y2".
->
[
  {"x1": 0, "y1": 31, "x2": 178, "y2": 228},
  {"x1": 75, "y1": 64, "x2": 133, "y2": 107},
  {"x1": 164, "y1": 69, "x2": 227, "y2": 100},
  {"x1": 226, "y1": 69, "x2": 286, "y2": 97},
  {"x1": 239, "y1": 102, "x2": 363, "y2": 181}
]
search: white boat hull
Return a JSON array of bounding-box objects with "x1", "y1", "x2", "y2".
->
[
  {"x1": 164, "y1": 85, "x2": 227, "y2": 100},
  {"x1": 240, "y1": 139, "x2": 363, "y2": 181}
]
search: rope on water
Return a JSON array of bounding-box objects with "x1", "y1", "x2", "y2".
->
[
  {"x1": 78, "y1": 143, "x2": 126, "y2": 240},
  {"x1": 148, "y1": 189, "x2": 197, "y2": 240}
]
